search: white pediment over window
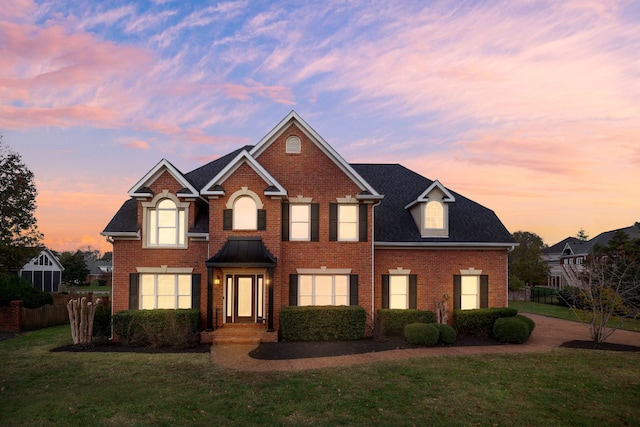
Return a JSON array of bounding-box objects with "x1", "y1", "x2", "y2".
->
[{"x1": 404, "y1": 180, "x2": 454, "y2": 238}]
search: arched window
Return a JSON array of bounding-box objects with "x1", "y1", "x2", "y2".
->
[
  {"x1": 233, "y1": 196, "x2": 257, "y2": 230},
  {"x1": 425, "y1": 201, "x2": 444, "y2": 229},
  {"x1": 146, "y1": 196, "x2": 186, "y2": 247}
]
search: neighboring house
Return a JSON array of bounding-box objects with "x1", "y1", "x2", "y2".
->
[
  {"x1": 19, "y1": 249, "x2": 64, "y2": 293},
  {"x1": 102, "y1": 111, "x2": 516, "y2": 343},
  {"x1": 85, "y1": 257, "x2": 113, "y2": 286},
  {"x1": 543, "y1": 224, "x2": 640, "y2": 289}
]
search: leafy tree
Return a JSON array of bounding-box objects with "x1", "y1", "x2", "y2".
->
[
  {"x1": 59, "y1": 250, "x2": 90, "y2": 285},
  {"x1": 100, "y1": 252, "x2": 113, "y2": 262},
  {"x1": 509, "y1": 231, "x2": 548, "y2": 288},
  {"x1": 576, "y1": 228, "x2": 589, "y2": 242},
  {"x1": 565, "y1": 228, "x2": 640, "y2": 342},
  {"x1": 0, "y1": 136, "x2": 43, "y2": 274}
]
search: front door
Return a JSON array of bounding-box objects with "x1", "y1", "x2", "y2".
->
[{"x1": 234, "y1": 275, "x2": 255, "y2": 323}]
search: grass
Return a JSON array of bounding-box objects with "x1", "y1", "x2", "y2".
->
[
  {"x1": 1, "y1": 326, "x2": 640, "y2": 426},
  {"x1": 66, "y1": 284, "x2": 112, "y2": 293},
  {"x1": 510, "y1": 301, "x2": 640, "y2": 332}
]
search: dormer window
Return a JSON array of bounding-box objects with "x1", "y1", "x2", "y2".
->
[
  {"x1": 404, "y1": 180, "x2": 454, "y2": 238},
  {"x1": 425, "y1": 201, "x2": 444, "y2": 229}
]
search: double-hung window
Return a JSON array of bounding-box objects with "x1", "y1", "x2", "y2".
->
[
  {"x1": 298, "y1": 275, "x2": 349, "y2": 306},
  {"x1": 338, "y1": 205, "x2": 358, "y2": 241},
  {"x1": 145, "y1": 195, "x2": 187, "y2": 248},
  {"x1": 290, "y1": 204, "x2": 310, "y2": 240},
  {"x1": 389, "y1": 275, "x2": 409, "y2": 309}
]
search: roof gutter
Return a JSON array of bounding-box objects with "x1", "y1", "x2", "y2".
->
[{"x1": 375, "y1": 241, "x2": 519, "y2": 249}]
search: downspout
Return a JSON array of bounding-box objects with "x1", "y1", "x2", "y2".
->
[
  {"x1": 105, "y1": 236, "x2": 115, "y2": 341},
  {"x1": 371, "y1": 201, "x2": 382, "y2": 335}
]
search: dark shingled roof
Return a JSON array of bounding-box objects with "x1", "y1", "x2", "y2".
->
[
  {"x1": 184, "y1": 145, "x2": 254, "y2": 190},
  {"x1": 544, "y1": 224, "x2": 640, "y2": 255},
  {"x1": 102, "y1": 199, "x2": 138, "y2": 234},
  {"x1": 351, "y1": 164, "x2": 515, "y2": 244},
  {"x1": 205, "y1": 237, "x2": 276, "y2": 267}
]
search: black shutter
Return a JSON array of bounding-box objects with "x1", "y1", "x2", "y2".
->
[
  {"x1": 258, "y1": 209, "x2": 267, "y2": 230},
  {"x1": 349, "y1": 275, "x2": 358, "y2": 306},
  {"x1": 359, "y1": 204, "x2": 368, "y2": 242},
  {"x1": 281, "y1": 203, "x2": 289, "y2": 241},
  {"x1": 382, "y1": 274, "x2": 389, "y2": 309},
  {"x1": 453, "y1": 275, "x2": 461, "y2": 310},
  {"x1": 409, "y1": 275, "x2": 417, "y2": 309},
  {"x1": 480, "y1": 275, "x2": 489, "y2": 308},
  {"x1": 329, "y1": 203, "x2": 338, "y2": 241},
  {"x1": 289, "y1": 274, "x2": 298, "y2": 306},
  {"x1": 191, "y1": 274, "x2": 201, "y2": 310},
  {"x1": 129, "y1": 273, "x2": 139, "y2": 309},
  {"x1": 311, "y1": 203, "x2": 320, "y2": 242},
  {"x1": 223, "y1": 209, "x2": 232, "y2": 230}
]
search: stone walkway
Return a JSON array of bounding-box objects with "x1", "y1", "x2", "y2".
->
[{"x1": 210, "y1": 314, "x2": 640, "y2": 372}]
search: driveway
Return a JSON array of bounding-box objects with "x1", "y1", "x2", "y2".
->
[{"x1": 210, "y1": 314, "x2": 640, "y2": 372}]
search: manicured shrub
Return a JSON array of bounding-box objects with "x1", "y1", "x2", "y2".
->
[
  {"x1": 112, "y1": 309, "x2": 200, "y2": 349},
  {"x1": 375, "y1": 309, "x2": 436, "y2": 338},
  {"x1": 0, "y1": 274, "x2": 53, "y2": 308},
  {"x1": 514, "y1": 314, "x2": 535, "y2": 334},
  {"x1": 404, "y1": 322, "x2": 439, "y2": 346},
  {"x1": 493, "y1": 316, "x2": 531, "y2": 344},
  {"x1": 435, "y1": 323, "x2": 457, "y2": 344},
  {"x1": 453, "y1": 307, "x2": 517, "y2": 337},
  {"x1": 280, "y1": 306, "x2": 366, "y2": 341}
]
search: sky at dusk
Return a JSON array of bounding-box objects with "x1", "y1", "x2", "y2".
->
[{"x1": 2, "y1": 0, "x2": 639, "y2": 255}]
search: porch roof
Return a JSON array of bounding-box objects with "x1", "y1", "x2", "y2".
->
[{"x1": 205, "y1": 237, "x2": 277, "y2": 268}]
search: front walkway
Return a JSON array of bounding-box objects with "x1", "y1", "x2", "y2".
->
[{"x1": 210, "y1": 314, "x2": 640, "y2": 372}]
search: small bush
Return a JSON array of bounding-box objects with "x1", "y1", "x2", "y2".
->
[
  {"x1": 532, "y1": 286, "x2": 556, "y2": 298},
  {"x1": 0, "y1": 275, "x2": 53, "y2": 308},
  {"x1": 92, "y1": 304, "x2": 111, "y2": 338},
  {"x1": 493, "y1": 317, "x2": 531, "y2": 344},
  {"x1": 557, "y1": 286, "x2": 586, "y2": 308},
  {"x1": 375, "y1": 309, "x2": 436, "y2": 338},
  {"x1": 453, "y1": 307, "x2": 517, "y2": 337},
  {"x1": 280, "y1": 306, "x2": 366, "y2": 341},
  {"x1": 514, "y1": 314, "x2": 535, "y2": 334},
  {"x1": 404, "y1": 323, "x2": 439, "y2": 346},
  {"x1": 112, "y1": 309, "x2": 200, "y2": 349},
  {"x1": 435, "y1": 323, "x2": 457, "y2": 344}
]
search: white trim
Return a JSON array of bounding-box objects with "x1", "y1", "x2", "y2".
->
[
  {"x1": 136, "y1": 266, "x2": 194, "y2": 274},
  {"x1": 201, "y1": 150, "x2": 286, "y2": 196},
  {"x1": 296, "y1": 267, "x2": 352, "y2": 275},
  {"x1": 225, "y1": 187, "x2": 264, "y2": 209},
  {"x1": 375, "y1": 242, "x2": 518, "y2": 249},
  {"x1": 404, "y1": 179, "x2": 455, "y2": 210},
  {"x1": 460, "y1": 267, "x2": 483, "y2": 275},
  {"x1": 249, "y1": 111, "x2": 381, "y2": 197},
  {"x1": 388, "y1": 267, "x2": 411, "y2": 275},
  {"x1": 128, "y1": 159, "x2": 198, "y2": 198}
]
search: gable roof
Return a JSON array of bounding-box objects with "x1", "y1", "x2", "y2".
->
[
  {"x1": 351, "y1": 164, "x2": 515, "y2": 246},
  {"x1": 200, "y1": 149, "x2": 287, "y2": 197},
  {"x1": 250, "y1": 111, "x2": 382, "y2": 200},
  {"x1": 545, "y1": 224, "x2": 640, "y2": 255},
  {"x1": 128, "y1": 158, "x2": 199, "y2": 198},
  {"x1": 20, "y1": 248, "x2": 64, "y2": 271},
  {"x1": 404, "y1": 179, "x2": 455, "y2": 209}
]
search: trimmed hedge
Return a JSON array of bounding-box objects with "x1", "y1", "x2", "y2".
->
[
  {"x1": 453, "y1": 307, "x2": 517, "y2": 337},
  {"x1": 280, "y1": 306, "x2": 366, "y2": 341},
  {"x1": 404, "y1": 323, "x2": 440, "y2": 346},
  {"x1": 493, "y1": 316, "x2": 531, "y2": 344},
  {"x1": 0, "y1": 274, "x2": 53, "y2": 308},
  {"x1": 514, "y1": 314, "x2": 536, "y2": 335},
  {"x1": 376, "y1": 309, "x2": 436, "y2": 337},
  {"x1": 435, "y1": 323, "x2": 457, "y2": 344},
  {"x1": 112, "y1": 309, "x2": 200, "y2": 349}
]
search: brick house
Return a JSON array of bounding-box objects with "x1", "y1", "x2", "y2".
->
[{"x1": 102, "y1": 111, "x2": 516, "y2": 343}]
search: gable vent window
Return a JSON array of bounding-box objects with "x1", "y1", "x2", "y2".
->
[{"x1": 286, "y1": 136, "x2": 301, "y2": 154}]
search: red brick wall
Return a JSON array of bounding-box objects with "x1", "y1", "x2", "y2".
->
[{"x1": 374, "y1": 248, "x2": 509, "y2": 318}]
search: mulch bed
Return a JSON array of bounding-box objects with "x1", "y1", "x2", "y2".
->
[{"x1": 559, "y1": 340, "x2": 640, "y2": 352}]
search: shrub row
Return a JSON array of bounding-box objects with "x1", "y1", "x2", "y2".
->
[
  {"x1": 375, "y1": 309, "x2": 435, "y2": 337},
  {"x1": 0, "y1": 274, "x2": 53, "y2": 308},
  {"x1": 280, "y1": 306, "x2": 366, "y2": 341},
  {"x1": 112, "y1": 309, "x2": 200, "y2": 349},
  {"x1": 453, "y1": 307, "x2": 517, "y2": 337},
  {"x1": 404, "y1": 322, "x2": 457, "y2": 346},
  {"x1": 493, "y1": 315, "x2": 535, "y2": 344}
]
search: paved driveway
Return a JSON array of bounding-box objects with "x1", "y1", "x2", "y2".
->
[{"x1": 210, "y1": 314, "x2": 640, "y2": 372}]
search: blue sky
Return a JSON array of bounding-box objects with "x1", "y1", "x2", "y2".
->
[{"x1": 2, "y1": 0, "x2": 639, "y2": 253}]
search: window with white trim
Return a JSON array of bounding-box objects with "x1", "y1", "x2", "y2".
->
[
  {"x1": 425, "y1": 201, "x2": 444, "y2": 229},
  {"x1": 389, "y1": 275, "x2": 409, "y2": 309},
  {"x1": 299, "y1": 275, "x2": 349, "y2": 306},
  {"x1": 290, "y1": 204, "x2": 310, "y2": 240},
  {"x1": 460, "y1": 275, "x2": 479, "y2": 310},
  {"x1": 338, "y1": 205, "x2": 358, "y2": 241},
  {"x1": 140, "y1": 274, "x2": 191, "y2": 309},
  {"x1": 233, "y1": 196, "x2": 257, "y2": 230},
  {"x1": 147, "y1": 198, "x2": 186, "y2": 247}
]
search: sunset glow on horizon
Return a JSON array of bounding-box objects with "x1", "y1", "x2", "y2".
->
[{"x1": 2, "y1": 0, "x2": 639, "y2": 255}]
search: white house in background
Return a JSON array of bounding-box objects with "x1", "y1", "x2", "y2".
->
[{"x1": 19, "y1": 249, "x2": 64, "y2": 293}]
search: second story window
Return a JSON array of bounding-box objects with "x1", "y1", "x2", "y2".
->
[
  {"x1": 290, "y1": 204, "x2": 310, "y2": 240},
  {"x1": 233, "y1": 196, "x2": 257, "y2": 230},
  {"x1": 338, "y1": 205, "x2": 358, "y2": 241},
  {"x1": 143, "y1": 192, "x2": 188, "y2": 248},
  {"x1": 329, "y1": 202, "x2": 367, "y2": 242},
  {"x1": 425, "y1": 201, "x2": 444, "y2": 229}
]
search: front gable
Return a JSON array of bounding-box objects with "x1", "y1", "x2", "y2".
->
[{"x1": 128, "y1": 159, "x2": 199, "y2": 199}]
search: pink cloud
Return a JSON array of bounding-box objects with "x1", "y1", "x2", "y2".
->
[{"x1": 124, "y1": 140, "x2": 151, "y2": 150}]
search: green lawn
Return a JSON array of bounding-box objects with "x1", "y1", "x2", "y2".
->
[
  {"x1": 510, "y1": 300, "x2": 640, "y2": 332},
  {"x1": 1, "y1": 326, "x2": 639, "y2": 426}
]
